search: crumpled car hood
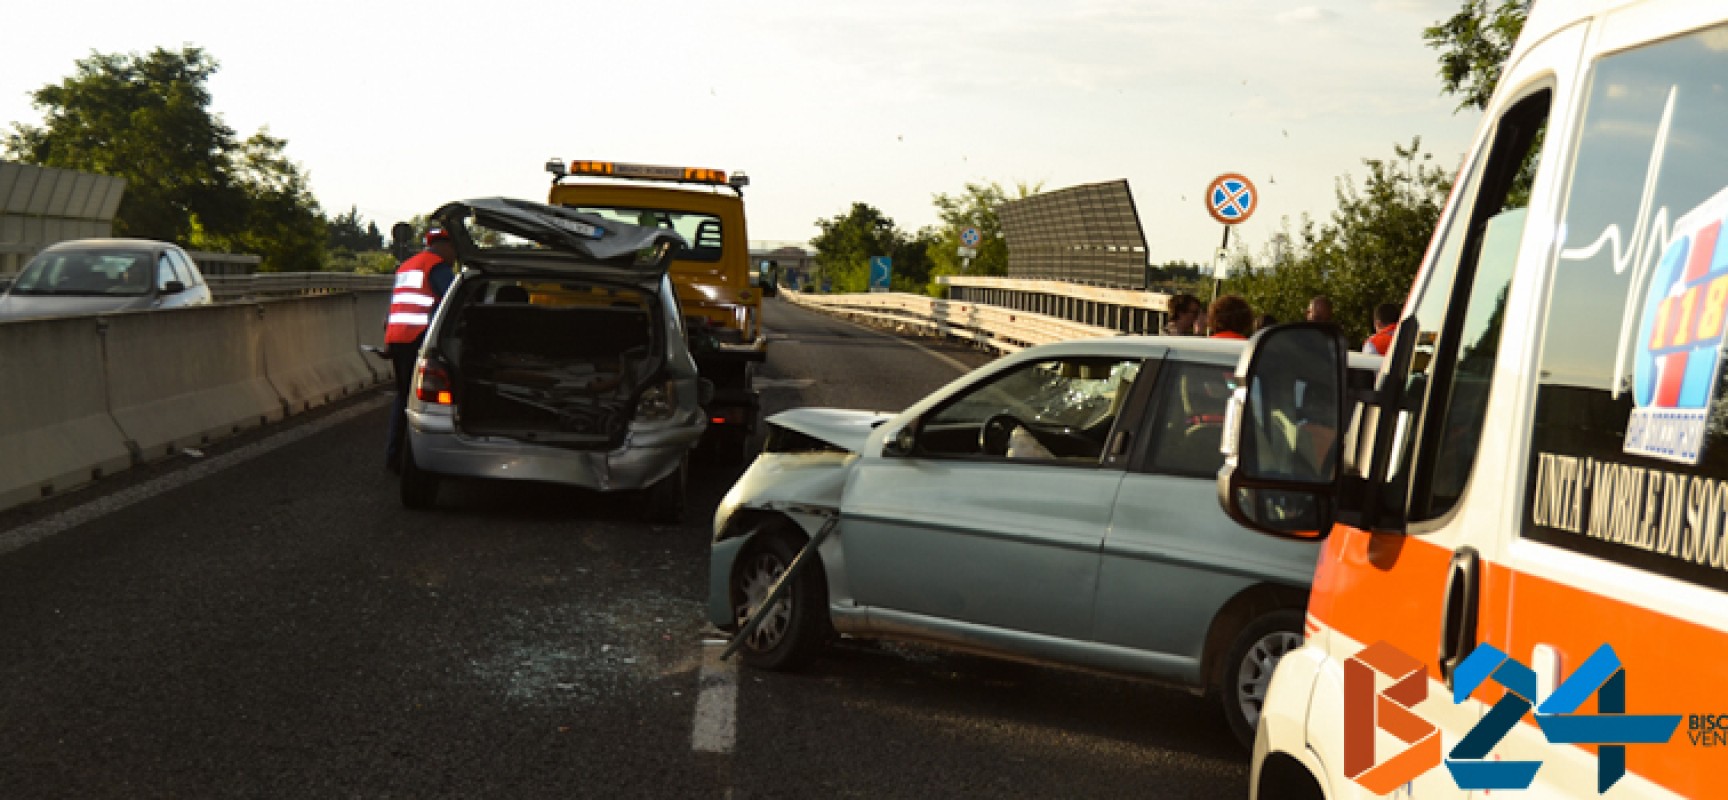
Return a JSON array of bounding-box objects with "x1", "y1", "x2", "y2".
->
[{"x1": 767, "y1": 407, "x2": 897, "y2": 453}]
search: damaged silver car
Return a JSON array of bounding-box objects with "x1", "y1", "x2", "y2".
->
[
  {"x1": 707, "y1": 336, "x2": 1380, "y2": 746},
  {"x1": 400, "y1": 198, "x2": 708, "y2": 521}
]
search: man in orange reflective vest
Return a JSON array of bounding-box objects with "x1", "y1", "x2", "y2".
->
[
  {"x1": 1362, "y1": 302, "x2": 1400, "y2": 355},
  {"x1": 384, "y1": 227, "x2": 457, "y2": 472}
]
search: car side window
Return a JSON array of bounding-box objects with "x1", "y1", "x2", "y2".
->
[
  {"x1": 1140, "y1": 361, "x2": 1236, "y2": 477},
  {"x1": 169, "y1": 249, "x2": 204, "y2": 286},
  {"x1": 1524, "y1": 23, "x2": 1728, "y2": 592},
  {"x1": 1378, "y1": 86, "x2": 1552, "y2": 525},
  {"x1": 919, "y1": 357, "x2": 1141, "y2": 466},
  {"x1": 156, "y1": 254, "x2": 183, "y2": 290}
]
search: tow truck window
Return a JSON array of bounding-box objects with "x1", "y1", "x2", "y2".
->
[
  {"x1": 567, "y1": 207, "x2": 723, "y2": 263},
  {"x1": 1526, "y1": 23, "x2": 1728, "y2": 591}
]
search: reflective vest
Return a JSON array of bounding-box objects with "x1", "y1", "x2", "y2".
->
[
  {"x1": 384, "y1": 250, "x2": 447, "y2": 345},
  {"x1": 1365, "y1": 324, "x2": 1395, "y2": 355}
]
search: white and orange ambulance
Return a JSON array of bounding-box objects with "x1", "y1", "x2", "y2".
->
[{"x1": 1218, "y1": 2, "x2": 1728, "y2": 797}]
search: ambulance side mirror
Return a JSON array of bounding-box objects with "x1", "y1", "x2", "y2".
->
[{"x1": 1217, "y1": 323, "x2": 1350, "y2": 540}]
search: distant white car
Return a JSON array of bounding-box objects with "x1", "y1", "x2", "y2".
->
[
  {"x1": 0, "y1": 238, "x2": 213, "y2": 321},
  {"x1": 708, "y1": 335, "x2": 1380, "y2": 746}
]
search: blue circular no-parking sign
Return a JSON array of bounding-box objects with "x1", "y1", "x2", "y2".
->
[{"x1": 1207, "y1": 174, "x2": 1258, "y2": 225}]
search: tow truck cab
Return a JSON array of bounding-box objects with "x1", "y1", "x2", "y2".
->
[{"x1": 544, "y1": 159, "x2": 767, "y2": 460}]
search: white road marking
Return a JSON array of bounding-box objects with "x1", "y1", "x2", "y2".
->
[
  {"x1": 0, "y1": 396, "x2": 391, "y2": 558},
  {"x1": 691, "y1": 639, "x2": 739, "y2": 753}
]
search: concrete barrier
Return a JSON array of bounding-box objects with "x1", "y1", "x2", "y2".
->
[
  {"x1": 0, "y1": 316, "x2": 133, "y2": 509},
  {"x1": 352, "y1": 289, "x2": 393, "y2": 382},
  {"x1": 260, "y1": 295, "x2": 379, "y2": 414},
  {"x1": 102, "y1": 304, "x2": 283, "y2": 461}
]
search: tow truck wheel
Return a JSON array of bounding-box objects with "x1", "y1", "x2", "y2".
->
[
  {"x1": 731, "y1": 532, "x2": 825, "y2": 671},
  {"x1": 701, "y1": 427, "x2": 753, "y2": 465},
  {"x1": 1220, "y1": 608, "x2": 1303, "y2": 749}
]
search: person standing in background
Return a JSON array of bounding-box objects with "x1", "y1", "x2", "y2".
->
[
  {"x1": 1208, "y1": 294, "x2": 1254, "y2": 339},
  {"x1": 1363, "y1": 302, "x2": 1400, "y2": 355},
  {"x1": 1163, "y1": 293, "x2": 1204, "y2": 335},
  {"x1": 383, "y1": 227, "x2": 458, "y2": 472}
]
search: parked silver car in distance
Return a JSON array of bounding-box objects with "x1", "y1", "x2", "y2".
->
[
  {"x1": 0, "y1": 238, "x2": 212, "y2": 321},
  {"x1": 708, "y1": 335, "x2": 1379, "y2": 746}
]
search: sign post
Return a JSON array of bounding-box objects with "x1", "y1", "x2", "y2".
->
[
  {"x1": 1204, "y1": 173, "x2": 1258, "y2": 304},
  {"x1": 869, "y1": 255, "x2": 892, "y2": 293},
  {"x1": 958, "y1": 226, "x2": 981, "y2": 274}
]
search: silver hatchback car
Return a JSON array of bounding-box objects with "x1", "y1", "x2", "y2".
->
[
  {"x1": 708, "y1": 335, "x2": 1379, "y2": 746},
  {"x1": 400, "y1": 198, "x2": 708, "y2": 521},
  {"x1": 0, "y1": 238, "x2": 212, "y2": 321}
]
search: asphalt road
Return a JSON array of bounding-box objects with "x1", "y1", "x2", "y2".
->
[{"x1": 0, "y1": 297, "x2": 1249, "y2": 798}]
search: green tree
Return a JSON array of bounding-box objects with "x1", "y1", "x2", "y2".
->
[
  {"x1": 1228, "y1": 139, "x2": 1451, "y2": 339},
  {"x1": 5, "y1": 46, "x2": 326, "y2": 271},
  {"x1": 810, "y1": 203, "x2": 903, "y2": 293},
  {"x1": 327, "y1": 205, "x2": 384, "y2": 253},
  {"x1": 192, "y1": 130, "x2": 327, "y2": 272},
  {"x1": 1424, "y1": 0, "x2": 1531, "y2": 111},
  {"x1": 924, "y1": 180, "x2": 1042, "y2": 294}
]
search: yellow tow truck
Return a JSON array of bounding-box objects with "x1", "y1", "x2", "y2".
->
[{"x1": 543, "y1": 158, "x2": 768, "y2": 461}]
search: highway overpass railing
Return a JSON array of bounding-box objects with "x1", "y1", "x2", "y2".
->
[
  {"x1": 784, "y1": 290, "x2": 1121, "y2": 353},
  {"x1": 785, "y1": 277, "x2": 1177, "y2": 353}
]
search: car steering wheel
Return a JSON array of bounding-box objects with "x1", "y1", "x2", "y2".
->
[{"x1": 979, "y1": 413, "x2": 1022, "y2": 456}]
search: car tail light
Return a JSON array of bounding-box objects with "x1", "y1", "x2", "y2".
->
[
  {"x1": 635, "y1": 380, "x2": 677, "y2": 421},
  {"x1": 414, "y1": 358, "x2": 454, "y2": 405}
]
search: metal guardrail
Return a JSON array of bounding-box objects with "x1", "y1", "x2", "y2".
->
[
  {"x1": 938, "y1": 276, "x2": 1174, "y2": 336},
  {"x1": 205, "y1": 272, "x2": 392, "y2": 302},
  {"x1": 784, "y1": 290, "x2": 1119, "y2": 354}
]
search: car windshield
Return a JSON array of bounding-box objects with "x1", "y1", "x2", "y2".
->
[
  {"x1": 566, "y1": 206, "x2": 724, "y2": 263},
  {"x1": 11, "y1": 249, "x2": 153, "y2": 296}
]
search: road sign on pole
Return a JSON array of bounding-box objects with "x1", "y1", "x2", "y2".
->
[
  {"x1": 960, "y1": 227, "x2": 981, "y2": 247},
  {"x1": 1205, "y1": 173, "x2": 1258, "y2": 225},
  {"x1": 869, "y1": 256, "x2": 892, "y2": 292}
]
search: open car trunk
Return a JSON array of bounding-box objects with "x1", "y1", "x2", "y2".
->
[{"x1": 450, "y1": 298, "x2": 663, "y2": 448}]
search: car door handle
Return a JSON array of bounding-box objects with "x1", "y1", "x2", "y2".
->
[{"x1": 1437, "y1": 546, "x2": 1481, "y2": 690}]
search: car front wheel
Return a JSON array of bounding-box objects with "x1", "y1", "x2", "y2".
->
[
  {"x1": 1221, "y1": 608, "x2": 1304, "y2": 749},
  {"x1": 730, "y1": 532, "x2": 825, "y2": 671}
]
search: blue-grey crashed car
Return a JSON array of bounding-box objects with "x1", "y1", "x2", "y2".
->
[{"x1": 708, "y1": 335, "x2": 1379, "y2": 746}]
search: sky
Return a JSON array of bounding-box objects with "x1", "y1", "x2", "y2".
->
[{"x1": 1, "y1": 0, "x2": 1484, "y2": 267}]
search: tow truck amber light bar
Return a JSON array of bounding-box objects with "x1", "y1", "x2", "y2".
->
[{"x1": 545, "y1": 158, "x2": 744, "y2": 189}]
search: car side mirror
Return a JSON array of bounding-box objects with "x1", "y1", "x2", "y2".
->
[
  {"x1": 162, "y1": 280, "x2": 187, "y2": 295},
  {"x1": 883, "y1": 419, "x2": 920, "y2": 457},
  {"x1": 698, "y1": 378, "x2": 716, "y2": 407},
  {"x1": 1217, "y1": 323, "x2": 1349, "y2": 540}
]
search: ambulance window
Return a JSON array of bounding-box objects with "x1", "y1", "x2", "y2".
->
[
  {"x1": 1392, "y1": 88, "x2": 1551, "y2": 524},
  {"x1": 1526, "y1": 23, "x2": 1728, "y2": 591}
]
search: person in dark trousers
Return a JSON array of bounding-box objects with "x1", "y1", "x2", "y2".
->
[
  {"x1": 1363, "y1": 302, "x2": 1400, "y2": 355},
  {"x1": 1207, "y1": 294, "x2": 1255, "y2": 339},
  {"x1": 383, "y1": 227, "x2": 457, "y2": 472}
]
